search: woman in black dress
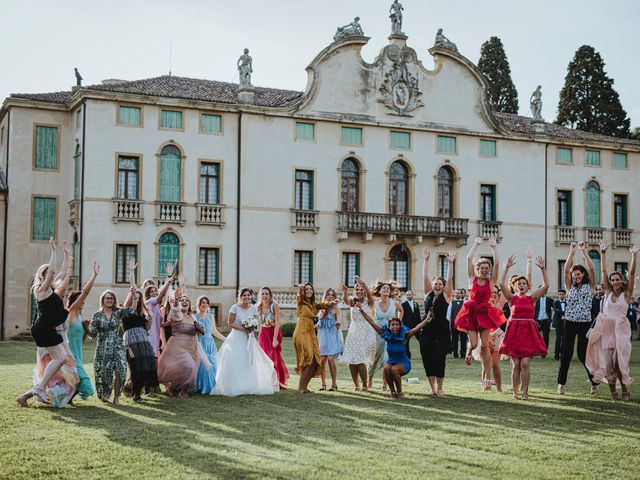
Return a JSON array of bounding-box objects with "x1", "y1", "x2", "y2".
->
[{"x1": 419, "y1": 247, "x2": 455, "y2": 397}]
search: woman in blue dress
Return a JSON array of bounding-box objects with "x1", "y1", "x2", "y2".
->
[
  {"x1": 357, "y1": 305, "x2": 429, "y2": 399},
  {"x1": 194, "y1": 296, "x2": 226, "y2": 394},
  {"x1": 317, "y1": 288, "x2": 343, "y2": 391}
]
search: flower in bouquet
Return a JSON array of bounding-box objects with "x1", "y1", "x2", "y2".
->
[{"x1": 241, "y1": 316, "x2": 260, "y2": 333}]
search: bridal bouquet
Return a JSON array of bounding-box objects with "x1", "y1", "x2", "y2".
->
[{"x1": 242, "y1": 316, "x2": 260, "y2": 333}]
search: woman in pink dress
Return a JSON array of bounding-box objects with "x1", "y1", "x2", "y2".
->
[
  {"x1": 499, "y1": 254, "x2": 549, "y2": 400},
  {"x1": 454, "y1": 236, "x2": 506, "y2": 389},
  {"x1": 586, "y1": 240, "x2": 638, "y2": 401},
  {"x1": 257, "y1": 287, "x2": 289, "y2": 389}
]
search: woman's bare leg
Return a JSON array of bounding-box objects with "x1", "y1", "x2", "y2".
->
[
  {"x1": 358, "y1": 364, "x2": 368, "y2": 391},
  {"x1": 465, "y1": 330, "x2": 478, "y2": 365},
  {"x1": 34, "y1": 344, "x2": 67, "y2": 395},
  {"x1": 511, "y1": 358, "x2": 521, "y2": 399},
  {"x1": 491, "y1": 350, "x2": 502, "y2": 392},
  {"x1": 113, "y1": 371, "x2": 122, "y2": 406},
  {"x1": 327, "y1": 357, "x2": 338, "y2": 389},
  {"x1": 320, "y1": 356, "x2": 328, "y2": 387},
  {"x1": 479, "y1": 329, "x2": 492, "y2": 387},
  {"x1": 349, "y1": 364, "x2": 360, "y2": 389},
  {"x1": 427, "y1": 376, "x2": 437, "y2": 395},
  {"x1": 436, "y1": 377, "x2": 445, "y2": 396},
  {"x1": 299, "y1": 359, "x2": 319, "y2": 392},
  {"x1": 520, "y1": 357, "x2": 531, "y2": 399}
]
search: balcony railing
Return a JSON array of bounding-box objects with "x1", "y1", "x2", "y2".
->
[
  {"x1": 155, "y1": 201, "x2": 186, "y2": 226},
  {"x1": 196, "y1": 203, "x2": 225, "y2": 226},
  {"x1": 584, "y1": 227, "x2": 606, "y2": 245},
  {"x1": 555, "y1": 225, "x2": 576, "y2": 245},
  {"x1": 290, "y1": 209, "x2": 319, "y2": 233},
  {"x1": 112, "y1": 199, "x2": 144, "y2": 224},
  {"x1": 477, "y1": 220, "x2": 502, "y2": 241},
  {"x1": 68, "y1": 199, "x2": 80, "y2": 227},
  {"x1": 337, "y1": 212, "x2": 468, "y2": 243},
  {"x1": 612, "y1": 228, "x2": 633, "y2": 247}
]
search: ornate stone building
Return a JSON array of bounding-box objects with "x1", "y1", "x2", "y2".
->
[{"x1": 1, "y1": 13, "x2": 638, "y2": 337}]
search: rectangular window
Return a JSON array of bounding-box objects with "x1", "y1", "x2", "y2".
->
[
  {"x1": 34, "y1": 126, "x2": 58, "y2": 169},
  {"x1": 557, "y1": 147, "x2": 572, "y2": 164},
  {"x1": 613, "y1": 152, "x2": 628, "y2": 169},
  {"x1": 437, "y1": 135, "x2": 457, "y2": 154},
  {"x1": 32, "y1": 197, "x2": 56, "y2": 241},
  {"x1": 118, "y1": 106, "x2": 142, "y2": 126},
  {"x1": 480, "y1": 184, "x2": 496, "y2": 221},
  {"x1": 294, "y1": 170, "x2": 314, "y2": 210},
  {"x1": 117, "y1": 156, "x2": 139, "y2": 199},
  {"x1": 198, "y1": 247, "x2": 220, "y2": 286},
  {"x1": 557, "y1": 190, "x2": 572, "y2": 226},
  {"x1": 200, "y1": 162, "x2": 220, "y2": 204},
  {"x1": 614, "y1": 194, "x2": 628, "y2": 229},
  {"x1": 390, "y1": 131, "x2": 411, "y2": 149},
  {"x1": 558, "y1": 260, "x2": 566, "y2": 291},
  {"x1": 341, "y1": 126, "x2": 362, "y2": 146},
  {"x1": 200, "y1": 114, "x2": 222, "y2": 134},
  {"x1": 75, "y1": 109, "x2": 82, "y2": 132},
  {"x1": 342, "y1": 252, "x2": 360, "y2": 288},
  {"x1": 586, "y1": 150, "x2": 600, "y2": 166},
  {"x1": 479, "y1": 139, "x2": 497, "y2": 157},
  {"x1": 160, "y1": 109, "x2": 183, "y2": 129},
  {"x1": 294, "y1": 250, "x2": 313, "y2": 285},
  {"x1": 296, "y1": 122, "x2": 315, "y2": 141},
  {"x1": 210, "y1": 305, "x2": 221, "y2": 327},
  {"x1": 614, "y1": 262, "x2": 629, "y2": 275},
  {"x1": 115, "y1": 244, "x2": 137, "y2": 284},
  {"x1": 74, "y1": 153, "x2": 81, "y2": 200}
]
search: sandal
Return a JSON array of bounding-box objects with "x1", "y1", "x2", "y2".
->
[
  {"x1": 464, "y1": 353, "x2": 473, "y2": 366},
  {"x1": 330, "y1": 386, "x2": 338, "y2": 392},
  {"x1": 590, "y1": 383, "x2": 600, "y2": 395},
  {"x1": 319, "y1": 385, "x2": 327, "y2": 391},
  {"x1": 512, "y1": 393, "x2": 519, "y2": 400},
  {"x1": 482, "y1": 379, "x2": 492, "y2": 391},
  {"x1": 436, "y1": 390, "x2": 444, "y2": 397}
]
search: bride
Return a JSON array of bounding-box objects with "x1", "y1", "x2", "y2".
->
[{"x1": 212, "y1": 288, "x2": 279, "y2": 396}]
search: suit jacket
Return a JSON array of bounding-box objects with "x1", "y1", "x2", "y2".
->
[
  {"x1": 591, "y1": 296, "x2": 603, "y2": 321},
  {"x1": 534, "y1": 296, "x2": 553, "y2": 322},
  {"x1": 401, "y1": 300, "x2": 421, "y2": 329},
  {"x1": 553, "y1": 299, "x2": 566, "y2": 328}
]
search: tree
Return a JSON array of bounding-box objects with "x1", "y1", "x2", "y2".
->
[
  {"x1": 477, "y1": 37, "x2": 519, "y2": 114},
  {"x1": 629, "y1": 127, "x2": 640, "y2": 141},
  {"x1": 556, "y1": 45, "x2": 630, "y2": 137}
]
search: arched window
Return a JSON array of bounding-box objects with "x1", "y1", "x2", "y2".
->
[
  {"x1": 589, "y1": 249, "x2": 601, "y2": 284},
  {"x1": 388, "y1": 244, "x2": 410, "y2": 289},
  {"x1": 438, "y1": 166, "x2": 454, "y2": 218},
  {"x1": 389, "y1": 161, "x2": 408, "y2": 215},
  {"x1": 585, "y1": 181, "x2": 601, "y2": 227},
  {"x1": 158, "y1": 232, "x2": 180, "y2": 276},
  {"x1": 340, "y1": 158, "x2": 359, "y2": 212},
  {"x1": 159, "y1": 145, "x2": 182, "y2": 202}
]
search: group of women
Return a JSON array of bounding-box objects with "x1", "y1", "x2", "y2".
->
[{"x1": 17, "y1": 235, "x2": 638, "y2": 407}]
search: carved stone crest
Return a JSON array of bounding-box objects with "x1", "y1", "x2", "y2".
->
[{"x1": 378, "y1": 62, "x2": 423, "y2": 116}]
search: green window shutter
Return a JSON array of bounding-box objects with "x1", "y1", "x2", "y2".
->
[
  {"x1": 309, "y1": 172, "x2": 314, "y2": 209},
  {"x1": 214, "y1": 249, "x2": 219, "y2": 285},
  {"x1": 160, "y1": 150, "x2": 181, "y2": 201},
  {"x1": 567, "y1": 192, "x2": 572, "y2": 225},
  {"x1": 161, "y1": 110, "x2": 183, "y2": 129},
  {"x1": 586, "y1": 150, "x2": 600, "y2": 166},
  {"x1": 32, "y1": 197, "x2": 56, "y2": 240},
  {"x1": 355, "y1": 253, "x2": 360, "y2": 277},
  {"x1": 491, "y1": 186, "x2": 496, "y2": 221},
  {"x1": 308, "y1": 252, "x2": 314, "y2": 284},
  {"x1": 158, "y1": 233, "x2": 180, "y2": 276},
  {"x1": 437, "y1": 135, "x2": 456, "y2": 154},
  {"x1": 35, "y1": 126, "x2": 58, "y2": 169},
  {"x1": 557, "y1": 147, "x2": 572, "y2": 164},
  {"x1": 622, "y1": 196, "x2": 628, "y2": 228},
  {"x1": 201, "y1": 114, "x2": 221, "y2": 133},
  {"x1": 585, "y1": 184, "x2": 600, "y2": 227},
  {"x1": 480, "y1": 139, "x2": 496, "y2": 157},
  {"x1": 589, "y1": 251, "x2": 601, "y2": 284},
  {"x1": 296, "y1": 122, "x2": 315, "y2": 141},
  {"x1": 341, "y1": 127, "x2": 362, "y2": 146},
  {"x1": 613, "y1": 153, "x2": 627, "y2": 168},
  {"x1": 390, "y1": 131, "x2": 411, "y2": 149},
  {"x1": 119, "y1": 106, "x2": 141, "y2": 126}
]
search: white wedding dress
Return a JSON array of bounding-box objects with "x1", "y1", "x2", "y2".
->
[{"x1": 211, "y1": 304, "x2": 279, "y2": 397}]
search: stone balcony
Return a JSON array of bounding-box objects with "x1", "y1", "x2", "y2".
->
[
  {"x1": 336, "y1": 211, "x2": 468, "y2": 245},
  {"x1": 612, "y1": 228, "x2": 633, "y2": 247},
  {"x1": 584, "y1": 227, "x2": 606, "y2": 245},
  {"x1": 290, "y1": 209, "x2": 319, "y2": 233},
  {"x1": 112, "y1": 199, "x2": 144, "y2": 224},
  {"x1": 155, "y1": 201, "x2": 186, "y2": 226},
  {"x1": 555, "y1": 225, "x2": 576, "y2": 245},
  {"x1": 68, "y1": 199, "x2": 80, "y2": 228},
  {"x1": 196, "y1": 203, "x2": 225, "y2": 227},
  {"x1": 477, "y1": 220, "x2": 502, "y2": 242}
]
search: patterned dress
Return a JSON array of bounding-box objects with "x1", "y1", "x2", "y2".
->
[
  {"x1": 340, "y1": 303, "x2": 377, "y2": 366},
  {"x1": 90, "y1": 309, "x2": 127, "y2": 399}
]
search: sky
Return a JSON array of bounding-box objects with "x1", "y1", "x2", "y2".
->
[{"x1": 1, "y1": 0, "x2": 638, "y2": 127}]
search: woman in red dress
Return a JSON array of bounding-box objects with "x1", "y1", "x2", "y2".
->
[
  {"x1": 257, "y1": 287, "x2": 289, "y2": 389},
  {"x1": 454, "y1": 237, "x2": 505, "y2": 389},
  {"x1": 499, "y1": 254, "x2": 549, "y2": 400}
]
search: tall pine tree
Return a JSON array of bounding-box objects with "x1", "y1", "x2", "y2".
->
[
  {"x1": 478, "y1": 37, "x2": 519, "y2": 113},
  {"x1": 556, "y1": 45, "x2": 630, "y2": 137}
]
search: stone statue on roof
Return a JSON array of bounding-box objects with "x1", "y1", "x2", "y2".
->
[
  {"x1": 333, "y1": 17, "x2": 364, "y2": 42},
  {"x1": 74, "y1": 68, "x2": 83, "y2": 86},
  {"x1": 434, "y1": 28, "x2": 458, "y2": 52},
  {"x1": 389, "y1": 1, "x2": 404, "y2": 35},
  {"x1": 530, "y1": 85, "x2": 543, "y2": 122},
  {"x1": 237, "y1": 48, "x2": 253, "y2": 89}
]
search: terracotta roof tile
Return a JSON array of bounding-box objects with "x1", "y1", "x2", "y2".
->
[{"x1": 10, "y1": 91, "x2": 72, "y2": 104}]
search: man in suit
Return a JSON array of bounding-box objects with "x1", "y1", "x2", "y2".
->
[
  {"x1": 534, "y1": 289, "x2": 553, "y2": 356},
  {"x1": 591, "y1": 283, "x2": 605, "y2": 321},
  {"x1": 401, "y1": 290, "x2": 421, "y2": 358},
  {"x1": 448, "y1": 289, "x2": 466, "y2": 358},
  {"x1": 552, "y1": 289, "x2": 567, "y2": 360}
]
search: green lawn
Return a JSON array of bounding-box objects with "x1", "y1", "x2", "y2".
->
[{"x1": 0, "y1": 335, "x2": 638, "y2": 480}]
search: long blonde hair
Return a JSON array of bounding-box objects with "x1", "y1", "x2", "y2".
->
[{"x1": 31, "y1": 264, "x2": 61, "y2": 294}]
